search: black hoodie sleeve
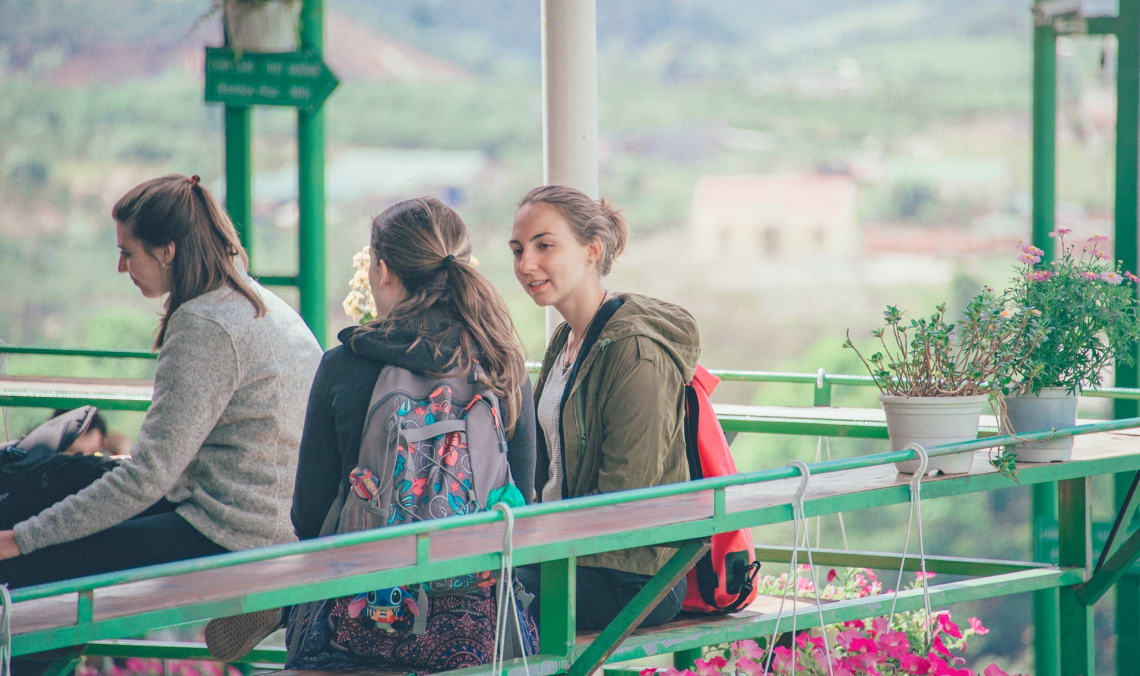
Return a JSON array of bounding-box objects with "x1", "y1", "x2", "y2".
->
[{"x1": 507, "y1": 378, "x2": 537, "y2": 503}]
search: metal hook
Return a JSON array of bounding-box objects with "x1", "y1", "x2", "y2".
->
[
  {"x1": 905, "y1": 443, "x2": 930, "y2": 485},
  {"x1": 816, "y1": 367, "x2": 826, "y2": 390},
  {"x1": 787, "y1": 459, "x2": 811, "y2": 506}
]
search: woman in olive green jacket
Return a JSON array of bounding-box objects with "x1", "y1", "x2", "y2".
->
[{"x1": 509, "y1": 185, "x2": 699, "y2": 630}]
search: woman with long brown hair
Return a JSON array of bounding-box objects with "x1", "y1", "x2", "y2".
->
[
  {"x1": 509, "y1": 184, "x2": 699, "y2": 630},
  {"x1": 0, "y1": 174, "x2": 323, "y2": 586},
  {"x1": 209, "y1": 197, "x2": 537, "y2": 671}
]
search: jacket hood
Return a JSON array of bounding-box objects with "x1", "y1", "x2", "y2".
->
[
  {"x1": 338, "y1": 308, "x2": 468, "y2": 373},
  {"x1": 597, "y1": 293, "x2": 700, "y2": 381}
]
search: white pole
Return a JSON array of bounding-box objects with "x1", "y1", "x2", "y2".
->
[{"x1": 541, "y1": 0, "x2": 599, "y2": 340}]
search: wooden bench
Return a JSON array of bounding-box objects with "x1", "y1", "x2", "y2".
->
[{"x1": 11, "y1": 427, "x2": 1140, "y2": 676}]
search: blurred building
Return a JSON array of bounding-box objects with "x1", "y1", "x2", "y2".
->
[{"x1": 689, "y1": 173, "x2": 859, "y2": 260}]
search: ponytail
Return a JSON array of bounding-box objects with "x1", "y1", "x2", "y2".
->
[{"x1": 366, "y1": 198, "x2": 527, "y2": 436}]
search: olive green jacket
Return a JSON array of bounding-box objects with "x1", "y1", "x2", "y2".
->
[{"x1": 533, "y1": 293, "x2": 700, "y2": 576}]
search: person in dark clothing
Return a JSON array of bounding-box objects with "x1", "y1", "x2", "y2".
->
[
  {"x1": 509, "y1": 185, "x2": 699, "y2": 631},
  {"x1": 207, "y1": 197, "x2": 537, "y2": 673}
]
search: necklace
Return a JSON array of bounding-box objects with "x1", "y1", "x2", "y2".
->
[{"x1": 561, "y1": 290, "x2": 610, "y2": 372}]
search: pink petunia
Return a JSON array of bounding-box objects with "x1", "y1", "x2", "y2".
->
[
  {"x1": 849, "y1": 636, "x2": 878, "y2": 653},
  {"x1": 968, "y1": 617, "x2": 990, "y2": 635},
  {"x1": 771, "y1": 646, "x2": 794, "y2": 671},
  {"x1": 930, "y1": 634, "x2": 951, "y2": 657},
  {"x1": 937, "y1": 612, "x2": 963, "y2": 638},
  {"x1": 916, "y1": 570, "x2": 936, "y2": 579},
  {"x1": 872, "y1": 616, "x2": 889, "y2": 637},
  {"x1": 836, "y1": 629, "x2": 862, "y2": 649},
  {"x1": 694, "y1": 656, "x2": 727, "y2": 676},
  {"x1": 983, "y1": 665, "x2": 1010, "y2": 676},
  {"x1": 640, "y1": 669, "x2": 659, "y2": 676},
  {"x1": 735, "y1": 657, "x2": 765, "y2": 676},
  {"x1": 828, "y1": 568, "x2": 838, "y2": 583},
  {"x1": 844, "y1": 619, "x2": 866, "y2": 631},
  {"x1": 899, "y1": 653, "x2": 932, "y2": 674}
]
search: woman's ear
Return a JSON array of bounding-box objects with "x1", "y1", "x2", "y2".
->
[
  {"x1": 586, "y1": 236, "x2": 604, "y2": 267},
  {"x1": 160, "y1": 242, "x2": 176, "y2": 268}
]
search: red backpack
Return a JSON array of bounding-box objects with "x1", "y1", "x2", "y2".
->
[{"x1": 682, "y1": 364, "x2": 761, "y2": 613}]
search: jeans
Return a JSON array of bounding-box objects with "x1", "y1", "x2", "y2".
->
[
  {"x1": 0, "y1": 499, "x2": 227, "y2": 587},
  {"x1": 515, "y1": 564, "x2": 687, "y2": 631}
]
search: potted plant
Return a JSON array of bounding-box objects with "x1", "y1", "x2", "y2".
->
[
  {"x1": 844, "y1": 289, "x2": 1046, "y2": 475},
  {"x1": 208, "y1": 0, "x2": 300, "y2": 53},
  {"x1": 998, "y1": 230, "x2": 1140, "y2": 462}
]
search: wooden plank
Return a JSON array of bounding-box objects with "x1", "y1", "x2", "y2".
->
[
  {"x1": 429, "y1": 493, "x2": 710, "y2": 562},
  {"x1": 12, "y1": 536, "x2": 417, "y2": 635}
]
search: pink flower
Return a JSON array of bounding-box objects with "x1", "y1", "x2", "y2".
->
[
  {"x1": 771, "y1": 646, "x2": 794, "y2": 671},
  {"x1": 640, "y1": 669, "x2": 659, "y2": 676},
  {"x1": 1089, "y1": 234, "x2": 1109, "y2": 242},
  {"x1": 1018, "y1": 253, "x2": 1041, "y2": 264},
  {"x1": 849, "y1": 636, "x2": 878, "y2": 653},
  {"x1": 828, "y1": 568, "x2": 838, "y2": 583},
  {"x1": 694, "y1": 656, "x2": 727, "y2": 676},
  {"x1": 1081, "y1": 271, "x2": 1100, "y2": 280},
  {"x1": 836, "y1": 629, "x2": 862, "y2": 649},
  {"x1": 735, "y1": 657, "x2": 765, "y2": 676},
  {"x1": 916, "y1": 570, "x2": 936, "y2": 580},
  {"x1": 1026, "y1": 270, "x2": 1052, "y2": 282},
  {"x1": 1102, "y1": 271, "x2": 1123, "y2": 285},
  {"x1": 899, "y1": 653, "x2": 932, "y2": 674},
  {"x1": 983, "y1": 665, "x2": 1010, "y2": 676},
  {"x1": 931, "y1": 634, "x2": 951, "y2": 657},
  {"x1": 1126, "y1": 271, "x2": 1140, "y2": 283},
  {"x1": 1093, "y1": 249, "x2": 1109, "y2": 259},
  {"x1": 844, "y1": 619, "x2": 866, "y2": 631},
  {"x1": 879, "y1": 630, "x2": 912, "y2": 658},
  {"x1": 968, "y1": 617, "x2": 990, "y2": 635},
  {"x1": 937, "y1": 612, "x2": 963, "y2": 638},
  {"x1": 872, "y1": 616, "x2": 889, "y2": 637},
  {"x1": 1049, "y1": 228, "x2": 1072, "y2": 237}
]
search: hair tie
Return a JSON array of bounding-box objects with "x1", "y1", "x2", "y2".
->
[
  {"x1": 441, "y1": 254, "x2": 456, "y2": 270},
  {"x1": 190, "y1": 175, "x2": 201, "y2": 185}
]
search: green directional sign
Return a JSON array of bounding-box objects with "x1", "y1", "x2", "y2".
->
[{"x1": 204, "y1": 47, "x2": 339, "y2": 113}]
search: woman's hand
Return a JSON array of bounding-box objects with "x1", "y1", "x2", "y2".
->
[{"x1": 0, "y1": 530, "x2": 22, "y2": 560}]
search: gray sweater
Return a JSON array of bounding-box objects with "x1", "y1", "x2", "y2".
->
[{"x1": 14, "y1": 280, "x2": 323, "y2": 555}]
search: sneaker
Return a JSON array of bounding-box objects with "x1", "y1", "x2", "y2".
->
[{"x1": 204, "y1": 607, "x2": 284, "y2": 662}]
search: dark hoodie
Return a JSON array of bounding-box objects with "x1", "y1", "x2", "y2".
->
[
  {"x1": 533, "y1": 292, "x2": 700, "y2": 576},
  {"x1": 290, "y1": 315, "x2": 537, "y2": 540}
]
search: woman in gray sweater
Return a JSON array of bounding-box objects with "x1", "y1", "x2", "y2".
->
[{"x1": 0, "y1": 174, "x2": 322, "y2": 586}]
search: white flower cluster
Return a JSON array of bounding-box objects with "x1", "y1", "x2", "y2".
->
[{"x1": 342, "y1": 246, "x2": 377, "y2": 324}]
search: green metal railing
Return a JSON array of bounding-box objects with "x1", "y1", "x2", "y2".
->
[{"x1": 11, "y1": 418, "x2": 1140, "y2": 676}]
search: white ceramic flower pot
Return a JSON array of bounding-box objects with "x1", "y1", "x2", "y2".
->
[
  {"x1": 880, "y1": 394, "x2": 989, "y2": 475},
  {"x1": 999, "y1": 388, "x2": 1078, "y2": 462},
  {"x1": 225, "y1": 0, "x2": 298, "y2": 53}
]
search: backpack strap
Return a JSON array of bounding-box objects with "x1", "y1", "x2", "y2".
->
[{"x1": 401, "y1": 419, "x2": 467, "y2": 443}]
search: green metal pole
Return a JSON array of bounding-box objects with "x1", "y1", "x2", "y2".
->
[
  {"x1": 1030, "y1": 10, "x2": 1061, "y2": 674},
  {"x1": 1058, "y1": 477, "x2": 1095, "y2": 676},
  {"x1": 1033, "y1": 484, "x2": 1061, "y2": 676},
  {"x1": 297, "y1": 0, "x2": 328, "y2": 346},
  {"x1": 1032, "y1": 15, "x2": 1056, "y2": 250},
  {"x1": 224, "y1": 106, "x2": 253, "y2": 261},
  {"x1": 1115, "y1": 4, "x2": 1140, "y2": 674}
]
